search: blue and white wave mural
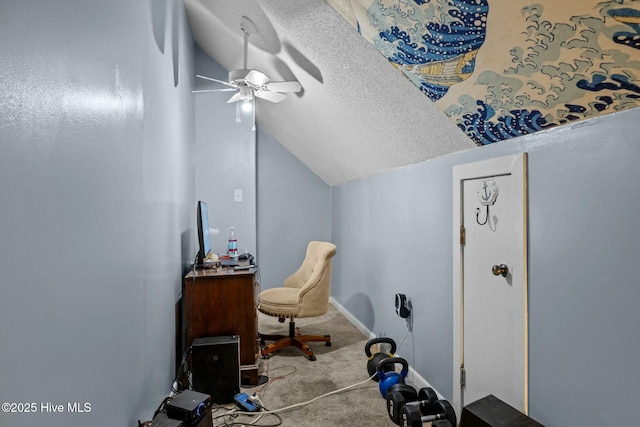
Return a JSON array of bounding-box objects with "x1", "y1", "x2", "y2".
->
[{"x1": 328, "y1": 0, "x2": 640, "y2": 146}]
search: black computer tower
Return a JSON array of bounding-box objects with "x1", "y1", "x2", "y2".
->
[{"x1": 191, "y1": 335, "x2": 240, "y2": 404}]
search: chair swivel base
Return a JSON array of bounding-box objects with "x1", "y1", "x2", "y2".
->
[{"x1": 260, "y1": 321, "x2": 331, "y2": 361}]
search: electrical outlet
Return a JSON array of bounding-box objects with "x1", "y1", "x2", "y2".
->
[{"x1": 234, "y1": 189, "x2": 243, "y2": 202}]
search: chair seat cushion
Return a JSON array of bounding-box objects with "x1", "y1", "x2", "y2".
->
[{"x1": 258, "y1": 287, "x2": 300, "y2": 318}]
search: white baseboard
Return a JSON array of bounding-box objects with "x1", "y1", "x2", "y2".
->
[
  {"x1": 329, "y1": 297, "x2": 376, "y2": 340},
  {"x1": 329, "y1": 297, "x2": 444, "y2": 399}
]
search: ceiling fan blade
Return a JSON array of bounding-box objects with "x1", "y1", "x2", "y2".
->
[
  {"x1": 228, "y1": 69, "x2": 269, "y2": 87},
  {"x1": 244, "y1": 69, "x2": 270, "y2": 86},
  {"x1": 255, "y1": 90, "x2": 287, "y2": 103},
  {"x1": 196, "y1": 74, "x2": 236, "y2": 88},
  {"x1": 227, "y1": 92, "x2": 243, "y2": 103},
  {"x1": 192, "y1": 88, "x2": 238, "y2": 94},
  {"x1": 263, "y1": 81, "x2": 302, "y2": 93}
]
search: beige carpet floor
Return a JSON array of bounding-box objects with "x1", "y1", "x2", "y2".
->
[{"x1": 208, "y1": 303, "x2": 400, "y2": 427}]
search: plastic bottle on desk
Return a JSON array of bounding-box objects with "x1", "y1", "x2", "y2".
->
[{"x1": 227, "y1": 227, "x2": 238, "y2": 258}]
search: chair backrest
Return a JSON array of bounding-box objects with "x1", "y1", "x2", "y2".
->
[{"x1": 284, "y1": 241, "x2": 337, "y2": 318}]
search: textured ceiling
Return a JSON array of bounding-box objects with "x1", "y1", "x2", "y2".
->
[{"x1": 184, "y1": 0, "x2": 475, "y2": 186}]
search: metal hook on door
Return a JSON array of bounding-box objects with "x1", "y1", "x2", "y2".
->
[
  {"x1": 476, "y1": 206, "x2": 489, "y2": 225},
  {"x1": 475, "y1": 179, "x2": 498, "y2": 227}
]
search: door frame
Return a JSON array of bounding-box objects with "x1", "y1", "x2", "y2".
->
[{"x1": 452, "y1": 152, "x2": 529, "y2": 416}]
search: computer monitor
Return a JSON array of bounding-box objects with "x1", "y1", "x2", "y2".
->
[{"x1": 196, "y1": 201, "x2": 212, "y2": 266}]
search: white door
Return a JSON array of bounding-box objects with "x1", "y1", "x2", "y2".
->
[{"x1": 452, "y1": 153, "x2": 529, "y2": 416}]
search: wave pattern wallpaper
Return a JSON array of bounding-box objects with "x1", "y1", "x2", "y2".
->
[{"x1": 327, "y1": 0, "x2": 640, "y2": 145}]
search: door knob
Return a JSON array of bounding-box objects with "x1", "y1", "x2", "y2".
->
[{"x1": 492, "y1": 264, "x2": 508, "y2": 277}]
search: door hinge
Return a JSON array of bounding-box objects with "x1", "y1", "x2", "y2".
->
[
  {"x1": 460, "y1": 365, "x2": 466, "y2": 387},
  {"x1": 460, "y1": 226, "x2": 466, "y2": 245}
]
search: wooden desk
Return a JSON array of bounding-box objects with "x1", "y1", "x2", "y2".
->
[{"x1": 183, "y1": 264, "x2": 260, "y2": 386}]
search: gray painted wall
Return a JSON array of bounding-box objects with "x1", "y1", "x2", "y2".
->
[
  {"x1": 332, "y1": 109, "x2": 640, "y2": 426},
  {"x1": 0, "y1": 1, "x2": 195, "y2": 426},
  {"x1": 256, "y1": 127, "x2": 332, "y2": 289},
  {"x1": 194, "y1": 47, "x2": 256, "y2": 257}
]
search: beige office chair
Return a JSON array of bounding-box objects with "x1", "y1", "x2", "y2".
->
[{"x1": 257, "y1": 241, "x2": 337, "y2": 361}]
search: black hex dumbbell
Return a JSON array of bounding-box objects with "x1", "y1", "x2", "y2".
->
[
  {"x1": 387, "y1": 386, "x2": 438, "y2": 425},
  {"x1": 400, "y1": 399, "x2": 457, "y2": 427}
]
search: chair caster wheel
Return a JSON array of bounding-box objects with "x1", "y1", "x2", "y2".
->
[
  {"x1": 261, "y1": 353, "x2": 271, "y2": 360},
  {"x1": 308, "y1": 355, "x2": 316, "y2": 361},
  {"x1": 325, "y1": 342, "x2": 332, "y2": 347}
]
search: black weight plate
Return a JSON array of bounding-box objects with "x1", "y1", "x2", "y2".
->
[
  {"x1": 435, "y1": 400, "x2": 457, "y2": 427},
  {"x1": 417, "y1": 387, "x2": 438, "y2": 414}
]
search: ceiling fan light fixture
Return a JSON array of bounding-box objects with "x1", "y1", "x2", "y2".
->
[
  {"x1": 235, "y1": 91, "x2": 254, "y2": 127},
  {"x1": 237, "y1": 85, "x2": 254, "y2": 109},
  {"x1": 241, "y1": 97, "x2": 253, "y2": 113},
  {"x1": 239, "y1": 85, "x2": 253, "y2": 100}
]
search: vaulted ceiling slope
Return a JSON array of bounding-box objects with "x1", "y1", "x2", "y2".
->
[{"x1": 184, "y1": 0, "x2": 475, "y2": 186}]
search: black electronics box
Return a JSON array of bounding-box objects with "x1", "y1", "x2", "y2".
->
[
  {"x1": 460, "y1": 395, "x2": 545, "y2": 427},
  {"x1": 191, "y1": 335, "x2": 240, "y2": 404},
  {"x1": 165, "y1": 390, "x2": 212, "y2": 427},
  {"x1": 151, "y1": 412, "x2": 184, "y2": 427}
]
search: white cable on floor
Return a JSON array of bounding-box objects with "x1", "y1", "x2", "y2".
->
[{"x1": 237, "y1": 373, "x2": 377, "y2": 416}]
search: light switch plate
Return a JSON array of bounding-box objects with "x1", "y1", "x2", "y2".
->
[{"x1": 234, "y1": 189, "x2": 243, "y2": 202}]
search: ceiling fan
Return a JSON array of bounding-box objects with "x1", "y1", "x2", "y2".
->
[{"x1": 193, "y1": 16, "x2": 302, "y2": 106}]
